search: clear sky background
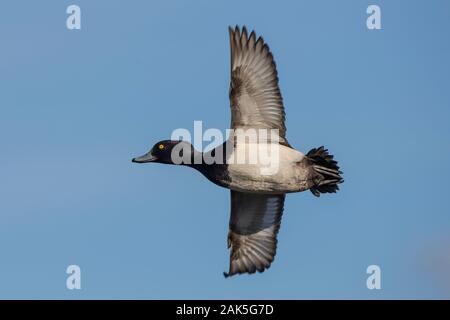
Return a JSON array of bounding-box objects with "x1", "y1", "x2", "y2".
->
[{"x1": 1, "y1": 0, "x2": 450, "y2": 299}]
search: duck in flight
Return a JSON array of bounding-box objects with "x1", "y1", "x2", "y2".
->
[{"x1": 132, "y1": 26, "x2": 343, "y2": 277}]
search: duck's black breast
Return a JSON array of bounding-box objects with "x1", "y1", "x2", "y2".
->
[
  {"x1": 191, "y1": 144, "x2": 231, "y2": 189},
  {"x1": 194, "y1": 163, "x2": 231, "y2": 189}
]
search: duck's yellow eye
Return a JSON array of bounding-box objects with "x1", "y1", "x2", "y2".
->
[{"x1": 158, "y1": 144, "x2": 164, "y2": 150}]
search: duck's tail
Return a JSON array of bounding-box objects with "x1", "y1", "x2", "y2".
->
[{"x1": 307, "y1": 146, "x2": 343, "y2": 197}]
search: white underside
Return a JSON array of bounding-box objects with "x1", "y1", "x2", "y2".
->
[{"x1": 226, "y1": 142, "x2": 310, "y2": 193}]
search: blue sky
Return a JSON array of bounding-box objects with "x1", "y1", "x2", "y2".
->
[{"x1": 1, "y1": 0, "x2": 450, "y2": 299}]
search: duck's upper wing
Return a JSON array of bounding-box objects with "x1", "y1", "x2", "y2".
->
[
  {"x1": 224, "y1": 190, "x2": 285, "y2": 277},
  {"x1": 228, "y1": 25, "x2": 289, "y2": 146}
]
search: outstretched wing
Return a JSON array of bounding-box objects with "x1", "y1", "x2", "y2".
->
[
  {"x1": 229, "y1": 25, "x2": 288, "y2": 145},
  {"x1": 224, "y1": 191, "x2": 286, "y2": 277}
]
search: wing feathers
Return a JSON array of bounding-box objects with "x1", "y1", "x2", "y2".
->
[
  {"x1": 225, "y1": 191, "x2": 285, "y2": 277},
  {"x1": 228, "y1": 25, "x2": 289, "y2": 146}
]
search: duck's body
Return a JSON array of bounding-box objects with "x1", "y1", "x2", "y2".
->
[
  {"x1": 200, "y1": 142, "x2": 310, "y2": 194},
  {"x1": 132, "y1": 26, "x2": 343, "y2": 277}
]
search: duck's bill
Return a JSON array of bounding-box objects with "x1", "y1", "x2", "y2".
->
[{"x1": 132, "y1": 152, "x2": 157, "y2": 163}]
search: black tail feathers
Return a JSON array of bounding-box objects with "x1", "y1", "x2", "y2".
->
[{"x1": 307, "y1": 146, "x2": 343, "y2": 197}]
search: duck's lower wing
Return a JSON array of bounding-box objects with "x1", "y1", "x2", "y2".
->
[{"x1": 224, "y1": 191, "x2": 285, "y2": 277}]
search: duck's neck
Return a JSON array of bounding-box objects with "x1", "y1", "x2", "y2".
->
[{"x1": 184, "y1": 146, "x2": 230, "y2": 188}]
